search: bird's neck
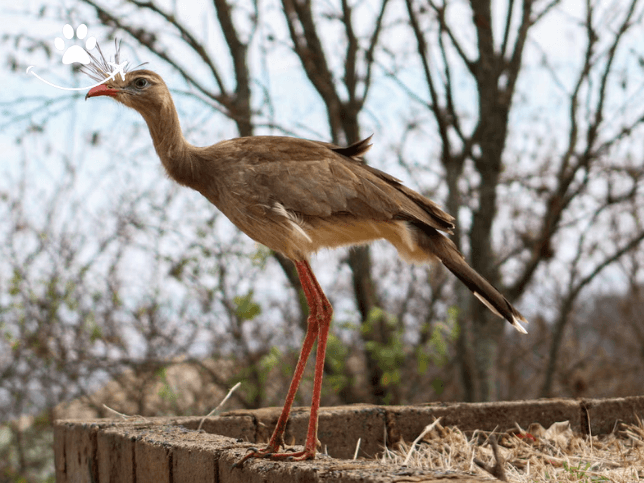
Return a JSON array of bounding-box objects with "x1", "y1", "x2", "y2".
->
[{"x1": 139, "y1": 95, "x2": 198, "y2": 186}]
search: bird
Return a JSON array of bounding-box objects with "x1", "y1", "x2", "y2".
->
[{"x1": 83, "y1": 47, "x2": 528, "y2": 464}]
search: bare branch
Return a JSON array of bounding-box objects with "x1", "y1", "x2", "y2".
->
[
  {"x1": 281, "y1": 0, "x2": 343, "y2": 141},
  {"x1": 508, "y1": 2, "x2": 597, "y2": 298},
  {"x1": 212, "y1": 0, "x2": 253, "y2": 135},
  {"x1": 428, "y1": 0, "x2": 476, "y2": 74},
  {"x1": 505, "y1": 0, "x2": 535, "y2": 94},
  {"x1": 360, "y1": 0, "x2": 390, "y2": 103},
  {"x1": 531, "y1": 0, "x2": 562, "y2": 25},
  {"x1": 342, "y1": 0, "x2": 358, "y2": 103},
  {"x1": 500, "y1": 0, "x2": 516, "y2": 58},
  {"x1": 127, "y1": 0, "x2": 227, "y2": 95},
  {"x1": 584, "y1": 0, "x2": 639, "y2": 154},
  {"x1": 405, "y1": 0, "x2": 452, "y2": 155}
]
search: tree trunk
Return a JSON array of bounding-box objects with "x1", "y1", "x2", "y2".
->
[{"x1": 347, "y1": 246, "x2": 394, "y2": 404}]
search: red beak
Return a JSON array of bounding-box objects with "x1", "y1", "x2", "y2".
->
[{"x1": 85, "y1": 84, "x2": 119, "y2": 100}]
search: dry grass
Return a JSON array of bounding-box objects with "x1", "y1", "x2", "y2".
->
[{"x1": 381, "y1": 417, "x2": 644, "y2": 482}]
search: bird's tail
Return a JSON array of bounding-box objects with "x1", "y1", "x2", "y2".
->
[{"x1": 415, "y1": 228, "x2": 528, "y2": 334}]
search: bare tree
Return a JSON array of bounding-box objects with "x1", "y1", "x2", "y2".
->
[{"x1": 402, "y1": 0, "x2": 644, "y2": 400}]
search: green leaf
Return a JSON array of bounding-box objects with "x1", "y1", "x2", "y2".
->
[
  {"x1": 251, "y1": 246, "x2": 271, "y2": 268},
  {"x1": 252, "y1": 346, "x2": 283, "y2": 385},
  {"x1": 431, "y1": 377, "x2": 444, "y2": 395},
  {"x1": 234, "y1": 290, "x2": 262, "y2": 321},
  {"x1": 8, "y1": 268, "x2": 21, "y2": 296}
]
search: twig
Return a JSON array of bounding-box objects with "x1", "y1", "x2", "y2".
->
[
  {"x1": 353, "y1": 437, "x2": 361, "y2": 460},
  {"x1": 402, "y1": 417, "x2": 442, "y2": 465},
  {"x1": 197, "y1": 382, "x2": 241, "y2": 431},
  {"x1": 102, "y1": 404, "x2": 147, "y2": 421},
  {"x1": 474, "y1": 435, "x2": 508, "y2": 482}
]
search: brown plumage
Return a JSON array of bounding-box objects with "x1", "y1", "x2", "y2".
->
[{"x1": 86, "y1": 66, "x2": 527, "y2": 463}]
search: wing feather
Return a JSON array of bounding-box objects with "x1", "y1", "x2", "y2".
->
[{"x1": 211, "y1": 136, "x2": 453, "y2": 233}]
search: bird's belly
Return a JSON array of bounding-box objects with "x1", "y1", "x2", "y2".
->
[
  {"x1": 217, "y1": 198, "x2": 430, "y2": 263},
  {"x1": 306, "y1": 218, "x2": 392, "y2": 248},
  {"x1": 302, "y1": 218, "x2": 431, "y2": 263}
]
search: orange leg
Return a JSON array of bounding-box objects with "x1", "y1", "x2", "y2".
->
[{"x1": 235, "y1": 260, "x2": 332, "y2": 465}]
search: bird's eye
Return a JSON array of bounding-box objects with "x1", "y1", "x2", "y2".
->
[{"x1": 133, "y1": 78, "x2": 148, "y2": 89}]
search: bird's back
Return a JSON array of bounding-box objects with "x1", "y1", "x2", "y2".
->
[{"x1": 189, "y1": 136, "x2": 454, "y2": 261}]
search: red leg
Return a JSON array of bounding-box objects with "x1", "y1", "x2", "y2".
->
[
  {"x1": 257, "y1": 261, "x2": 320, "y2": 450},
  {"x1": 235, "y1": 260, "x2": 333, "y2": 465},
  {"x1": 299, "y1": 263, "x2": 332, "y2": 458}
]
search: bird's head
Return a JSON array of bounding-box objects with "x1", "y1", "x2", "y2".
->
[
  {"x1": 82, "y1": 40, "x2": 167, "y2": 114},
  {"x1": 85, "y1": 69, "x2": 167, "y2": 113}
]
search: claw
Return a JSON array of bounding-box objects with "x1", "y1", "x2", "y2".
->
[{"x1": 232, "y1": 440, "x2": 316, "y2": 468}]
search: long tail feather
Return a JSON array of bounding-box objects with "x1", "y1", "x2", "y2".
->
[{"x1": 416, "y1": 228, "x2": 528, "y2": 334}]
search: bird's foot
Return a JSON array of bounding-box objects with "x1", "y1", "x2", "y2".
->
[
  {"x1": 233, "y1": 445, "x2": 315, "y2": 467},
  {"x1": 232, "y1": 444, "x2": 278, "y2": 468}
]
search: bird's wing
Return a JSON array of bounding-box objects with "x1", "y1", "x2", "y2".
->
[{"x1": 215, "y1": 136, "x2": 454, "y2": 233}]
